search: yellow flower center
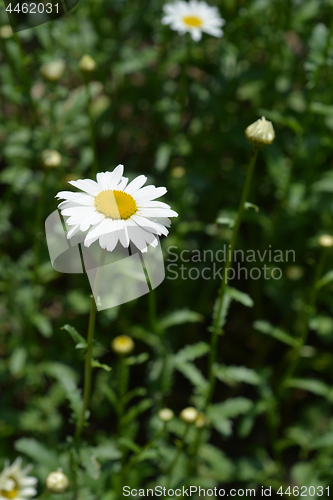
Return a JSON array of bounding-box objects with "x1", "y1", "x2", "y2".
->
[
  {"x1": 182, "y1": 15, "x2": 203, "y2": 28},
  {"x1": 95, "y1": 190, "x2": 137, "y2": 220},
  {"x1": 1, "y1": 478, "x2": 18, "y2": 499}
]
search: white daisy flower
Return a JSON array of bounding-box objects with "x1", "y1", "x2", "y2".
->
[
  {"x1": 161, "y1": 0, "x2": 225, "y2": 42},
  {"x1": 56, "y1": 165, "x2": 178, "y2": 254},
  {"x1": 0, "y1": 458, "x2": 37, "y2": 500}
]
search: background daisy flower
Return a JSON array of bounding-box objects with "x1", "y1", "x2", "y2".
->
[
  {"x1": 161, "y1": 0, "x2": 225, "y2": 41},
  {"x1": 0, "y1": 458, "x2": 37, "y2": 500},
  {"x1": 56, "y1": 165, "x2": 178, "y2": 253}
]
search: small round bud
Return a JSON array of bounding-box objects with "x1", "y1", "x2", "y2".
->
[
  {"x1": 46, "y1": 470, "x2": 69, "y2": 493},
  {"x1": 41, "y1": 150, "x2": 62, "y2": 168},
  {"x1": 285, "y1": 266, "x2": 304, "y2": 281},
  {"x1": 79, "y1": 55, "x2": 97, "y2": 73},
  {"x1": 180, "y1": 407, "x2": 198, "y2": 424},
  {"x1": 158, "y1": 408, "x2": 174, "y2": 422},
  {"x1": 195, "y1": 412, "x2": 209, "y2": 428},
  {"x1": 0, "y1": 25, "x2": 13, "y2": 39},
  {"x1": 245, "y1": 116, "x2": 275, "y2": 147},
  {"x1": 318, "y1": 234, "x2": 333, "y2": 248},
  {"x1": 40, "y1": 60, "x2": 65, "y2": 82},
  {"x1": 171, "y1": 166, "x2": 185, "y2": 178},
  {"x1": 111, "y1": 335, "x2": 134, "y2": 355}
]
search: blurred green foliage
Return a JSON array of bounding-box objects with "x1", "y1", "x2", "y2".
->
[{"x1": 1, "y1": 0, "x2": 333, "y2": 497}]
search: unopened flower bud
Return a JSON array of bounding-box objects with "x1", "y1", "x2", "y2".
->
[
  {"x1": 180, "y1": 407, "x2": 198, "y2": 424},
  {"x1": 158, "y1": 408, "x2": 174, "y2": 422},
  {"x1": 111, "y1": 335, "x2": 134, "y2": 355},
  {"x1": 318, "y1": 234, "x2": 333, "y2": 248},
  {"x1": 195, "y1": 412, "x2": 209, "y2": 428},
  {"x1": 40, "y1": 60, "x2": 65, "y2": 82},
  {"x1": 46, "y1": 470, "x2": 69, "y2": 493},
  {"x1": 171, "y1": 166, "x2": 185, "y2": 178},
  {"x1": 41, "y1": 150, "x2": 62, "y2": 168},
  {"x1": 285, "y1": 266, "x2": 304, "y2": 280},
  {"x1": 245, "y1": 116, "x2": 275, "y2": 147},
  {"x1": 79, "y1": 55, "x2": 97, "y2": 73},
  {"x1": 0, "y1": 25, "x2": 13, "y2": 39}
]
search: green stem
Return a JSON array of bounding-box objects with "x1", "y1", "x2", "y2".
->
[
  {"x1": 12, "y1": 33, "x2": 38, "y2": 125},
  {"x1": 165, "y1": 425, "x2": 189, "y2": 490},
  {"x1": 74, "y1": 247, "x2": 107, "y2": 441},
  {"x1": 33, "y1": 170, "x2": 49, "y2": 284},
  {"x1": 278, "y1": 247, "x2": 328, "y2": 397},
  {"x1": 117, "y1": 355, "x2": 129, "y2": 436},
  {"x1": 148, "y1": 287, "x2": 158, "y2": 333},
  {"x1": 206, "y1": 147, "x2": 259, "y2": 406},
  {"x1": 122, "y1": 424, "x2": 167, "y2": 478},
  {"x1": 37, "y1": 491, "x2": 50, "y2": 500},
  {"x1": 188, "y1": 147, "x2": 259, "y2": 475}
]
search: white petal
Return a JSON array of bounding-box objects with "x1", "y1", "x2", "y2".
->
[
  {"x1": 131, "y1": 215, "x2": 168, "y2": 236},
  {"x1": 125, "y1": 175, "x2": 147, "y2": 195},
  {"x1": 191, "y1": 28, "x2": 202, "y2": 41},
  {"x1": 118, "y1": 220, "x2": 130, "y2": 248},
  {"x1": 19, "y1": 487, "x2": 37, "y2": 496},
  {"x1": 108, "y1": 164, "x2": 124, "y2": 189},
  {"x1": 135, "y1": 186, "x2": 167, "y2": 201},
  {"x1": 61, "y1": 206, "x2": 97, "y2": 217},
  {"x1": 67, "y1": 225, "x2": 81, "y2": 239},
  {"x1": 69, "y1": 179, "x2": 102, "y2": 196},
  {"x1": 136, "y1": 200, "x2": 172, "y2": 209},
  {"x1": 20, "y1": 478, "x2": 38, "y2": 487},
  {"x1": 56, "y1": 191, "x2": 95, "y2": 206},
  {"x1": 106, "y1": 228, "x2": 119, "y2": 252},
  {"x1": 96, "y1": 172, "x2": 113, "y2": 190},
  {"x1": 115, "y1": 177, "x2": 129, "y2": 191},
  {"x1": 85, "y1": 218, "x2": 115, "y2": 243},
  {"x1": 137, "y1": 208, "x2": 178, "y2": 218}
]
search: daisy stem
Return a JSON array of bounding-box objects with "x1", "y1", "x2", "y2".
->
[
  {"x1": 33, "y1": 170, "x2": 50, "y2": 284},
  {"x1": 37, "y1": 491, "x2": 50, "y2": 500},
  {"x1": 74, "y1": 247, "x2": 107, "y2": 441},
  {"x1": 165, "y1": 424, "x2": 189, "y2": 490},
  {"x1": 278, "y1": 246, "x2": 328, "y2": 398},
  {"x1": 178, "y1": 36, "x2": 191, "y2": 128},
  {"x1": 206, "y1": 146, "x2": 259, "y2": 406},
  {"x1": 83, "y1": 75, "x2": 99, "y2": 178},
  {"x1": 12, "y1": 33, "x2": 38, "y2": 125}
]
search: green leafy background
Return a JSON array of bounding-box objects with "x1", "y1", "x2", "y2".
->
[{"x1": 1, "y1": 0, "x2": 333, "y2": 497}]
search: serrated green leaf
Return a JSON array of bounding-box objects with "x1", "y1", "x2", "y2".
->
[
  {"x1": 199, "y1": 444, "x2": 234, "y2": 480},
  {"x1": 315, "y1": 270, "x2": 333, "y2": 290},
  {"x1": 226, "y1": 287, "x2": 254, "y2": 307},
  {"x1": 122, "y1": 399, "x2": 152, "y2": 426},
  {"x1": 91, "y1": 442, "x2": 122, "y2": 460},
  {"x1": 173, "y1": 342, "x2": 210, "y2": 364},
  {"x1": 209, "y1": 398, "x2": 254, "y2": 419},
  {"x1": 159, "y1": 309, "x2": 204, "y2": 330},
  {"x1": 15, "y1": 438, "x2": 59, "y2": 469},
  {"x1": 216, "y1": 216, "x2": 235, "y2": 228},
  {"x1": 118, "y1": 438, "x2": 141, "y2": 454},
  {"x1": 174, "y1": 362, "x2": 209, "y2": 393},
  {"x1": 41, "y1": 362, "x2": 83, "y2": 418},
  {"x1": 254, "y1": 320, "x2": 300, "y2": 347},
  {"x1": 102, "y1": 385, "x2": 118, "y2": 410},
  {"x1": 285, "y1": 378, "x2": 332, "y2": 399},
  {"x1": 244, "y1": 202, "x2": 259, "y2": 212},
  {"x1": 91, "y1": 359, "x2": 111, "y2": 371},
  {"x1": 214, "y1": 364, "x2": 261, "y2": 386},
  {"x1": 62, "y1": 324, "x2": 87, "y2": 349},
  {"x1": 211, "y1": 293, "x2": 232, "y2": 334},
  {"x1": 80, "y1": 447, "x2": 101, "y2": 480},
  {"x1": 125, "y1": 352, "x2": 149, "y2": 366}
]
